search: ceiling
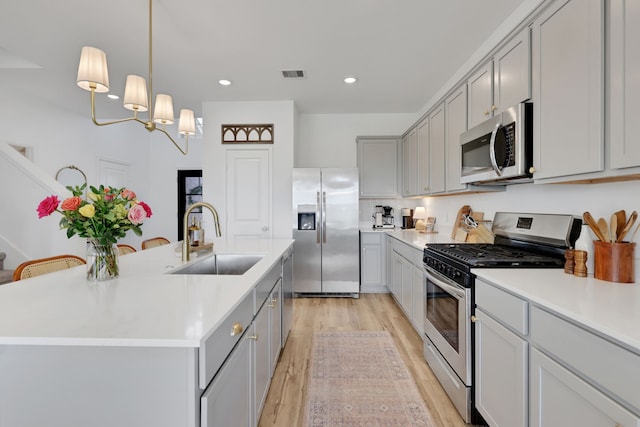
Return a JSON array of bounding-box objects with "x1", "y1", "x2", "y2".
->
[{"x1": 0, "y1": 0, "x2": 528, "y2": 119}]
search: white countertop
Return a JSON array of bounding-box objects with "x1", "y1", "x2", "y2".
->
[
  {"x1": 361, "y1": 226, "x2": 457, "y2": 250},
  {"x1": 0, "y1": 238, "x2": 293, "y2": 348},
  {"x1": 473, "y1": 269, "x2": 640, "y2": 353}
]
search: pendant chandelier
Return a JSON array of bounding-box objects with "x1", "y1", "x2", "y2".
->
[{"x1": 76, "y1": 0, "x2": 195, "y2": 155}]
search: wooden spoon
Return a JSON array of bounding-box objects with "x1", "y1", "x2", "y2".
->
[
  {"x1": 598, "y1": 217, "x2": 610, "y2": 243},
  {"x1": 583, "y1": 212, "x2": 607, "y2": 242},
  {"x1": 616, "y1": 210, "x2": 638, "y2": 242},
  {"x1": 610, "y1": 214, "x2": 617, "y2": 243},
  {"x1": 614, "y1": 210, "x2": 626, "y2": 239}
]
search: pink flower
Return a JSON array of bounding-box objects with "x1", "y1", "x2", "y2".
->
[
  {"x1": 127, "y1": 204, "x2": 147, "y2": 225},
  {"x1": 120, "y1": 189, "x2": 136, "y2": 200},
  {"x1": 60, "y1": 196, "x2": 82, "y2": 211},
  {"x1": 37, "y1": 195, "x2": 59, "y2": 218},
  {"x1": 103, "y1": 187, "x2": 114, "y2": 202},
  {"x1": 138, "y1": 201, "x2": 152, "y2": 218}
]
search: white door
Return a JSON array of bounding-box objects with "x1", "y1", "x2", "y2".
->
[{"x1": 225, "y1": 148, "x2": 272, "y2": 239}]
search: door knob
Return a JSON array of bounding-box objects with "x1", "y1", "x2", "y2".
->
[{"x1": 262, "y1": 226, "x2": 269, "y2": 232}]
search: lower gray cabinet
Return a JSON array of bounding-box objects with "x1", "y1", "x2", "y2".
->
[
  {"x1": 269, "y1": 279, "x2": 283, "y2": 376},
  {"x1": 201, "y1": 335, "x2": 252, "y2": 427},
  {"x1": 254, "y1": 296, "x2": 271, "y2": 422},
  {"x1": 530, "y1": 348, "x2": 639, "y2": 427},
  {"x1": 474, "y1": 308, "x2": 527, "y2": 427}
]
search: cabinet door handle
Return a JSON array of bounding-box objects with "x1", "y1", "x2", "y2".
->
[
  {"x1": 484, "y1": 110, "x2": 490, "y2": 116},
  {"x1": 470, "y1": 315, "x2": 478, "y2": 323},
  {"x1": 248, "y1": 334, "x2": 259, "y2": 341},
  {"x1": 230, "y1": 322, "x2": 244, "y2": 336},
  {"x1": 491, "y1": 104, "x2": 497, "y2": 111}
]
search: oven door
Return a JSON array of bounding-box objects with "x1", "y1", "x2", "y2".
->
[{"x1": 424, "y1": 267, "x2": 471, "y2": 385}]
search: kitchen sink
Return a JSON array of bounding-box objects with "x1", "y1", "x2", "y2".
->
[{"x1": 169, "y1": 254, "x2": 264, "y2": 275}]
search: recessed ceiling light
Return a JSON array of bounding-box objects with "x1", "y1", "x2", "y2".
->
[
  {"x1": 218, "y1": 79, "x2": 231, "y2": 86},
  {"x1": 107, "y1": 94, "x2": 120, "y2": 100},
  {"x1": 344, "y1": 76, "x2": 357, "y2": 84}
]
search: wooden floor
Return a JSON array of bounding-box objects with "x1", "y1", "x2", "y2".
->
[{"x1": 258, "y1": 293, "x2": 468, "y2": 427}]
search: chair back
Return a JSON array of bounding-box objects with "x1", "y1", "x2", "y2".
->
[
  {"x1": 141, "y1": 237, "x2": 170, "y2": 250},
  {"x1": 13, "y1": 255, "x2": 86, "y2": 281},
  {"x1": 117, "y1": 244, "x2": 137, "y2": 255}
]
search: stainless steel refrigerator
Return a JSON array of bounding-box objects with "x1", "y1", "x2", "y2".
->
[{"x1": 292, "y1": 168, "x2": 360, "y2": 296}]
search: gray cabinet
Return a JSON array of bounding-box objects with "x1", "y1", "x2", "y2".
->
[
  {"x1": 468, "y1": 27, "x2": 531, "y2": 129},
  {"x1": 493, "y1": 28, "x2": 531, "y2": 113},
  {"x1": 608, "y1": 0, "x2": 640, "y2": 170},
  {"x1": 360, "y1": 231, "x2": 386, "y2": 293},
  {"x1": 269, "y1": 279, "x2": 282, "y2": 376},
  {"x1": 416, "y1": 117, "x2": 430, "y2": 194},
  {"x1": 445, "y1": 85, "x2": 468, "y2": 192},
  {"x1": 531, "y1": 0, "x2": 604, "y2": 180},
  {"x1": 201, "y1": 335, "x2": 252, "y2": 427},
  {"x1": 253, "y1": 295, "x2": 271, "y2": 422},
  {"x1": 476, "y1": 276, "x2": 640, "y2": 427},
  {"x1": 389, "y1": 236, "x2": 424, "y2": 336},
  {"x1": 530, "y1": 348, "x2": 639, "y2": 427},
  {"x1": 468, "y1": 61, "x2": 494, "y2": 128},
  {"x1": 475, "y1": 279, "x2": 528, "y2": 427},
  {"x1": 357, "y1": 137, "x2": 399, "y2": 198},
  {"x1": 401, "y1": 129, "x2": 417, "y2": 196},
  {"x1": 428, "y1": 103, "x2": 446, "y2": 194}
]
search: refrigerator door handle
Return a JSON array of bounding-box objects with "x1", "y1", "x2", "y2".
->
[
  {"x1": 322, "y1": 191, "x2": 327, "y2": 243},
  {"x1": 316, "y1": 192, "x2": 321, "y2": 244}
]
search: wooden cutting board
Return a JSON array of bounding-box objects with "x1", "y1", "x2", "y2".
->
[{"x1": 451, "y1": 205, "x2": 472, "y2": 240}]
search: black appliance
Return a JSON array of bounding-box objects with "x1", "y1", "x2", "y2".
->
[{"x1": 422, "y1": 212, "x2": 581, "y2": 424}]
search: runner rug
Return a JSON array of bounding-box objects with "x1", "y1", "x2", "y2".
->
[{"x1": 302, "y1": 330, "x2": 436, "y2": 426}]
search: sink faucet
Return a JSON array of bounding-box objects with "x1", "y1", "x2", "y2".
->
[{"x1": 182, "y1": 202, "x2": 222, "y2": 262}]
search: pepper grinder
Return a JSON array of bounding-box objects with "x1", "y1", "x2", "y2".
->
[
  {"x1": 564, "y1": 249, "x2": 575, "y2": 274},
  {"x1": 573, "y1": 250, "x2": 588, "y2": 277}
]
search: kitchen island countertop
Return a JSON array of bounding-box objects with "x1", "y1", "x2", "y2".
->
[{"x1": 0, "y1": 238, "x2": 293, "y2": 348}]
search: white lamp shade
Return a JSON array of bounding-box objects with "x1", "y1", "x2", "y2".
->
[
  {"x1": 413, "y1": 206, "x2": 427, "y2": 219},
  {"x1": 123, "y1": 75, "x2": 148, "y2": 111},
  {"x1": 77, "y1": 46, "x2": 109, "y2": 93},
  {"x1": 153, "y1": 94, "x2": 174, "y2": 124},
  {"x1": 178, "y1": 109, "x2": 196, "y2": 135}
]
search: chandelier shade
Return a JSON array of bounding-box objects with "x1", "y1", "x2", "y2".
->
[
  {"x1": 153, "y1": 94, "x2": 174, "y2": 125},
  {"x1": 123, "y1": 75, "x2": 149, "y2": 112},
  {"x1": 76, "y1": 47, "x2": 109, "y2": 93},
  {"x1": 179, "y1": 109, "x2": 196, "y2": 135}
]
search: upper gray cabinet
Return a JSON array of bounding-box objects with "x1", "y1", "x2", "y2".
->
[
  {"x1": 468, "y1": 28, "x2": 531, "y2": 128},
  {"x1": 445, "y1": 84, "x2": 468, "y2": 192},
  {"x1": 357, "y1": 137, "x2": 399, "y2": 198},
  {"x1": 608, "y1": 0, "x2": 640, "y2": 170},
  {"x1": 428, "y1": 103, "x2": 446, "y2": 195},
  {"x1": 531, "y1": 0, "x2": 604, "y2": 180},
  {"x1": 401, "y1": 129, "x2": 417, "y2": 197}
]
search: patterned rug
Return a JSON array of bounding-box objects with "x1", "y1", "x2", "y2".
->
[{"x1": 303, "y1": 331, "x2": 436, "y2": 426}]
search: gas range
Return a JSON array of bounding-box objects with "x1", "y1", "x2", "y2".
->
[
  {"x1": 421, "y1": 212, "x2": 581, "y2": 424},
  {"x1": 423, "y1": 212, "x2": 581, "y2": 286}
]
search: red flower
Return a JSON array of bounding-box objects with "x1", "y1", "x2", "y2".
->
[
  {"x1": 138, "y1": 201, "x2": 153, "y2": 218},
  {"x1": 37, "y1": 195, "x2": 60, "y2": 218}
]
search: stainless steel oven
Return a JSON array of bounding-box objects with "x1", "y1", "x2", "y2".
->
[
  {"x1": 422, "y1": 212, "x2": 581, "y2": 425},
  {"x1": 423, "y1": 264, "x2": 473, "y2": 422}
]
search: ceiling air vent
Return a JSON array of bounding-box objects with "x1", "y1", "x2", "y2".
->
[{"x1": 282, "y1": 70, "x2": 305, "y2": 79}]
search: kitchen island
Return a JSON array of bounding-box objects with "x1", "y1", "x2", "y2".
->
[{"x1": 0, "y1": 238, "x2": 293, "y2": 427}]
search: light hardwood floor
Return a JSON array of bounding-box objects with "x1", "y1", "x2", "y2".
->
[{"x1": 258, "y1": 293, "x2": 469, "y2": 427}]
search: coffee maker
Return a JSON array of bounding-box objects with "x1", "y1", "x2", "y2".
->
[
  {"x1": 373, "y1": 205, "x2": 395, "y2": 228},
  {"x1": 401, "y1": 208, "x2": 414, "y2": 229}
]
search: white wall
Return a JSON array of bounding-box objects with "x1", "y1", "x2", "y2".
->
[
  {"x1": 296, "y1": 113, "x2": 415, "y2": 167},
  {"x1": 202, "y1": 101, "x2": 295, "y2": 240}
]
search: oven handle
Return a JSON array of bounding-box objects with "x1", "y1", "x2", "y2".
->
[
  {"x1": 489, "y1": 121, "x2": 503, "y2": 176},
  {"x1": 425, "y1": 267, "x2": 466, "y2": 299}
]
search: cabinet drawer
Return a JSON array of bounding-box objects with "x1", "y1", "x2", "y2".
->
[
  {"x1": 475, "y1": 279, "x2": 528, "y2": 336},
  {"x1": 254, "y1": 263, "x2": 280, "y2": 314},
  {"x1": 360, "y1": 231, "x2": 383, "y2": 245},
  {"x1": 531, "y1": 306, "x2": 640, "y2": 414},
  {"x1": 199, "y1": 292, "x2": 253, "y2": 389}
]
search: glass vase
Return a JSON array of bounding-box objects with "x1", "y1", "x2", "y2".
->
[{"x1": 86, "y1": 239, "x2": 119, "y2": 281}]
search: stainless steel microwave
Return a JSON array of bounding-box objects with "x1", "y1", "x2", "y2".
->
[{"x1": 460, "y1": 102, "x2": 533, "y2": 185}]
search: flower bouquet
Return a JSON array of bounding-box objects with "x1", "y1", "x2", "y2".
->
[{"x1": 37, "y1": 184, "x2": 152, "y2": 281}]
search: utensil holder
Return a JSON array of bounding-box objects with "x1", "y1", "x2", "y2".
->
[{"x1": 593, "y1": 241, "x2": 636, "y2": 283}]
